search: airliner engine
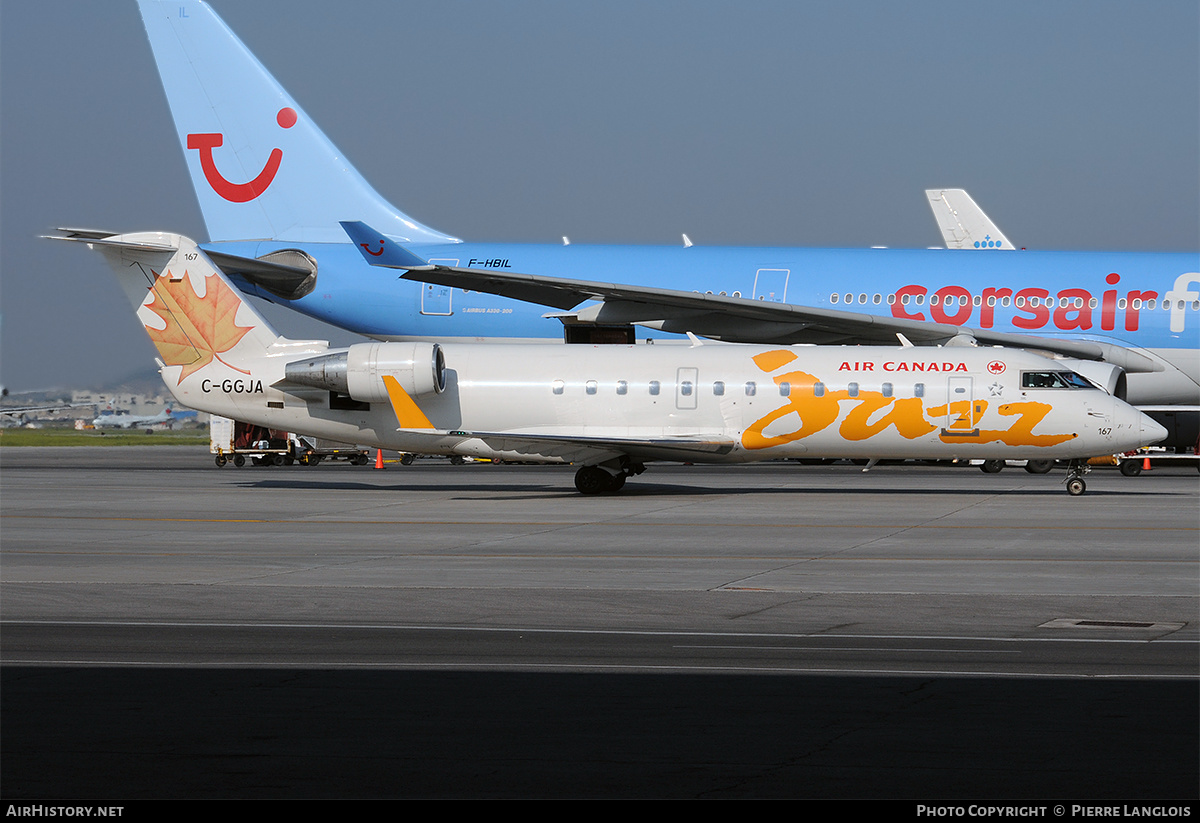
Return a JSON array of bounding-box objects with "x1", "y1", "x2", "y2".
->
[{"x1": 283, "y1": 342, "x2": 446, "y2": 401}]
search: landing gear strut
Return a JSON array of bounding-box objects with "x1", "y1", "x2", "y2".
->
[{"x1": 1064, "y1": 459, "x2": 1090, "y2": 496}]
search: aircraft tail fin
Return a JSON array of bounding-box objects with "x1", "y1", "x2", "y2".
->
[
  {"x1": 66, "y1": 231, "x2": 284, "y2": 384},
  {"x1": 136, "y1": 0, "x2": 458, "y2": 245},
  {"x1": 925, "y1": 189, "x2": 1014, "y2": 250}
]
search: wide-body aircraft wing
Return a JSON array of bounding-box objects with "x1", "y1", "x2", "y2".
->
[{"x1": 340, "y1": 222, "x2": 1153, "y2": 372}]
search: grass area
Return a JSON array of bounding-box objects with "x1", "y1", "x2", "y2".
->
[{"x1": 0, "y1": 428, "x2": 209, "y2": 447}]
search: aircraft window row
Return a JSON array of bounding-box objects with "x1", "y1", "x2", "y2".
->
[
  {"x1": 1021, "y1": 371, "x2": 1093, "y2": 389},
  {"x1": 553, "y1": 380, "x2": 934, "y2": 398},
  {"x1": 832, "y1": 292, "x2": 1200, "y2": 312},
  {"x1": 550, "y1": 380, "x2": 791, "y2": 397}
]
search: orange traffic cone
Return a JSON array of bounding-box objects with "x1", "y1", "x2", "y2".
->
[
  {"x1": 374, "y1": 449, "x2": 385, "y2": 469},
  {"x1": 1142, "y1": 456, "x2": 1152, "y2": 471}
]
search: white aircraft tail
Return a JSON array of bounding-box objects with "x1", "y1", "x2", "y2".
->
[
  {"x1": 84, "y1": 232, "x2": 283, "y2": 384},
  {"x1": 136, "y1": 0, "x2": 458, "y2": 245},
  {"x1": 926, "y1": 189, "x2": 1014, "y2": 250}
]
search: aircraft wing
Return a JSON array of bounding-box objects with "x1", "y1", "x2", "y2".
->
[
  {"x1": 391, "y1": 428, "x2": 738, "y2": 465},
  {"x1": 0, "y1": 402, "x2": 85, "y2": 416},
  {"x1": 340, "y1": 222, "x2": 1152, "y2": 368},
  {"x1": 373, "y1": 370, "x2": 739, "y2": 463}
]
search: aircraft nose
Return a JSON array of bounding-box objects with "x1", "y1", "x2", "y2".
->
[{"x1": 1138, "y1": 412, "x2": 1167, "y2": 447}]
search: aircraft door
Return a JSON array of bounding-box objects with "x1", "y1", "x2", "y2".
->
[
  {"x1": 676, "y1": 368, "x2": 699, "y2": 410},
  {"x1": 421, "y1": 259, "x2": 458, "y2": 315},
  {"x1": 753, "y1": 268, "x2": 790, "y2": 303},
  {"x1": 946, "y1": 376, "x2": 978, "y2": 434}
]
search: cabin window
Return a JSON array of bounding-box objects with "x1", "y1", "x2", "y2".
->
[
  {"x1": 1117, "y1": 298, "x2": 1127, "y2": 309},
  {"x1": 744, "y1": 381, "x2": 757, "y2": 396},
  {"x1": 648, "y1": 381, "x2": 660, "y2": 396},
  {"x1": 712, "y1": 381, "x2": 725, "y2": 396},
  {"x1": 847, "y1": 382, "x2": 859, "y2": 398},
  {"x1": 585, "y1": 380, "x2": 598, "y2": 395},
  {"x1": 813, "y1": 382, "x2": 826, "y2": 397},
  {"x1": 680, "y1": 381, "x2": 694, "y2": 397},
  {"x1": 914, "y1": 382, "x2": 925, "y2": 398},
  {"x1": 552, "y1": 380, "x2": 564, "y2": 396},
  {"x1": 882, "y1": 382, "x2": 893, "y2": 397},
  {"x1": 973, "y1": 295, "x2": 982, "y2": 306},
  {"x1": 831, "y1": 293, "x2": 840, "y2": 304},
  {"x1": 886, "y1": 294, "x2": 896, "y2": 305},
  {"x1": 778, "y1": 382, "x2": 791, "y2": 396},
  {"x1": 616, "y1": 380, "x2": 628, "y2": 395},
  {"x1": 873, "y1": 293, "x2": 882, "y2": 304},
  {"x1": 1001, "y1": 296, "x2": 1011, "y2": 307}
]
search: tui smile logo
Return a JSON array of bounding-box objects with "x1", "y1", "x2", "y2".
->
[{"x1": 187, "y1": 107, "x2": 296, "y2": 202}]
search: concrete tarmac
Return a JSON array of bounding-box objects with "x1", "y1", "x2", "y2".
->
[{"x1": 2, "y1": 447, "x2": 1196, "y2": 798}]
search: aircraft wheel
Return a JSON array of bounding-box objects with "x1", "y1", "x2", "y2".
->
[
  {"x1": 400, "y1": 454, "x2": 414, "y2": 466},
  {"x1": 1066, "y1": 477, "x2": 1086, "y2": 496},
  {"x1": 980, "y1": 460, "x2": 1005, "y2": 474},
  {"x1": 233, "y1": 454, "x2": 246, "y2": 468},
  {"x1": 1119, "y1": 460, "x2": 1142, "y2": 477},
  {"x1": 608, "y1": 473, "x2": 626, "y2": 492},
  {"x1": 1024, "y1": 460, "x2": 1054, "y2": 474},
  {"x1": 214, "y1": 455, "x2": 227, "y2": 467},
  {"x1": 574, "y1": 466, "x2": 612, "y2": 495}
]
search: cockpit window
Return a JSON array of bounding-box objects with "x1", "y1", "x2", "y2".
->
[{"x1": 1021, "y1": 371, "x2": 1093, "y2": 389}]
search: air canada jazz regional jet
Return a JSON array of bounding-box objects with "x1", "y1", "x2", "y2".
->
[
  {"x1": 123, "y1": 0, "x2": 1200, "y2": 432},
  {"x1": 70, "y1": 231, "x2": 1162, "y2": 495}
]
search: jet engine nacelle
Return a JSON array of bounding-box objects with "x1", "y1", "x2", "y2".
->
[
  {"x1": 284, "y1": 342, "x2": 446, "y2": 402},
  {"x1": 1055, "y1": 359, "x2": 1127, "y2": 400}
]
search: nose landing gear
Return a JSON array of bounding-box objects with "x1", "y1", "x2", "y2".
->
[{"x1": 1064, "y1": 459, "x2": 1090, "y2": 496}]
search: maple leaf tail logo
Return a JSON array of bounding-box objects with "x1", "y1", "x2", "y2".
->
[{"x1": 142, "y1": 270, "x2": 256, "y2": 384}]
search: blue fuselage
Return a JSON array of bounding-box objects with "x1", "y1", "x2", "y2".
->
[{"x1": 208, "y1": 240, "x2": 1200, "y2": 404}]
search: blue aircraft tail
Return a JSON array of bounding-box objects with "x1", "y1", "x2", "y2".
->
[{"x1": 137, "y1": 0, "x2": 459, "y2": 245}]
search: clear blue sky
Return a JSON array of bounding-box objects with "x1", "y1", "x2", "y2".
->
[{"x1": 2, "y1": 0, "x2": 1197, "y2": 390}]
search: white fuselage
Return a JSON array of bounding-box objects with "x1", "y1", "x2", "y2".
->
[{"x1": 169, "y1": 340, "x2": 1156, "y2": 465}]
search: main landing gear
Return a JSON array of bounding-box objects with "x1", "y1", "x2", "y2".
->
[{"x1": 573, "y1": 461, "x2": 644, "y2": 495}]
